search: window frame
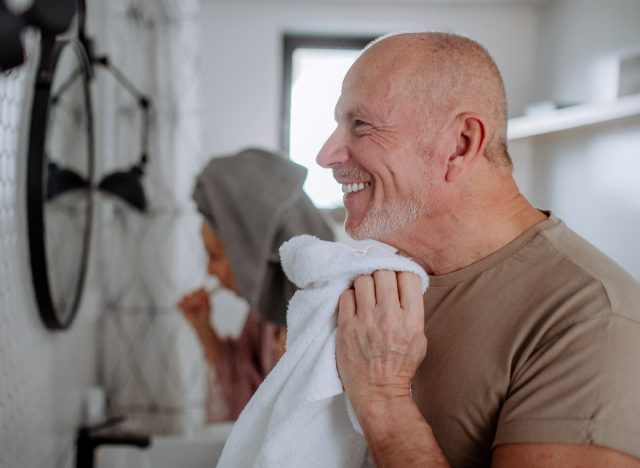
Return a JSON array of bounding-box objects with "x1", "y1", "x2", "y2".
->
[{"x1": 280, "y1": 34, "x2": 377, "y2": 156}]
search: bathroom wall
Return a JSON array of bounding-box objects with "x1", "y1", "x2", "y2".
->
[
  {"x1": 1, "y1": 0, "x2": 211, "y2": 462},
  {"x1": 199, "y1": 0, "x2": 540, "y2": 155},
  {"x1": 1, "y1": 0, "x2": 210, "y2": 463},
  {"x1": 89, "y1": 0, "x2": 210, "y2": 435},
  {"x1": 521, "y1": 0, "x2": 640, "y2": 279},
  {"x1": 0, "y1": 34, "x2": 101, "y2": 468}
]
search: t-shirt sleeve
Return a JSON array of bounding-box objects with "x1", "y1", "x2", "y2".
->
[{"x1": 493, "y1": 314, "x2": 640, "y2": 459}]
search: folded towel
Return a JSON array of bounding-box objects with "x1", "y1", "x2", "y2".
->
[{"x1": 216, "y1": 235, "x2": 429, "y2": 468}]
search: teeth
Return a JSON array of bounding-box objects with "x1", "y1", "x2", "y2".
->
[{"x1": 341, "y1": 182, "x2": 371, "y2": 194}]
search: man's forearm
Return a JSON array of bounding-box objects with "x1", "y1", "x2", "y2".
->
[{"x1": 356, "y1": 394, "x2": 450, "y2": 468}]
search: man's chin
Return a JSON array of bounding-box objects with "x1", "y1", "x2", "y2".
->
[
  {"x1": 344, "y1": 216, "x2": 368, "y2": 240},
  {"x1": 346, "y1": 228, "x2": 369, "y2": 241},
  {"x1": 345, "y1": 215, "x2": 388, "y2": 241},
  {"x1": 345, "y1": 202, "x2": 426, "y2": 241}
]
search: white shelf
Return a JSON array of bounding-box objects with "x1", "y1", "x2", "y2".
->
[{"x1": 507, "y1": 93, "x2": 640, "y2": 141}]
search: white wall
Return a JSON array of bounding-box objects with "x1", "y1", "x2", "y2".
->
[
  {"x1": 0, "y1": 35, "x2": 101, "y2": 468},
  {"x1": 518, "y1": 0, "x2": 640, "y2": 279},
  {"x1": 200, "y1": 1, "x2": 540, "y2": 156},
  {"x1": 89, "y1": 0, "x2": 210, "y2": 435},
  {"x1": 534, "y1": 0, "x2": 640, "y2": 104}
]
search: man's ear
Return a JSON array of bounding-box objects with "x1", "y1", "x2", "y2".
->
[{"x1": 445, "y1": 113, "x2": 487, "y2": 182}]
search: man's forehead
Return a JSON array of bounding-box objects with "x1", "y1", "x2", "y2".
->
[
  {"x1": 333, "y1": 73, "x2": 381, "y2": 118},
  {"x1": 333, "y1": 96, "x2": 371, "y2": 121},
  {"x1": 334, "y1": 63, "x2": 414, "y2": 117},
  {"x1": 346, "y1": 45, "x2": 422, "y2": 90}
]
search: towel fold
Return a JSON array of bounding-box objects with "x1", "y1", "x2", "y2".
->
[{"x1": 216, "y1": 235, "x2": 429, "y2": 468}]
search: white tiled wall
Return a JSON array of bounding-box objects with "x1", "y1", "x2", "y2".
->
[
  {"x1": 2, "y1": 2, "x2": 211, "y2": 463},
  {"x1": 0, "y1": 39, "x2": 98, "y2": 468},
  {"x1": 92, "y1": 0, "x2": 210, "y2": 435}
]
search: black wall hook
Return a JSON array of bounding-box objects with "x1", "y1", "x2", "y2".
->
[
  {"x1": 92, "y1": 55, "x2": 153, "y2": 212},
  {"x1": 0, "y1": 0, "x2": 77, "y2": 72}
]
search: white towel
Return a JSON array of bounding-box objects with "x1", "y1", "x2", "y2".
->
[{"x1": 216, "y1": 235, "x2": 429, "y2": 468}]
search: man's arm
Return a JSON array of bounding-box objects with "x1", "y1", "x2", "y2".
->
[
  {"x1": 353, "y1": 393, "x2": 449, "y2": 467},
  {"x1": 336, "y1": 270, "x2": 449, "y2": 468},
  {"x1": 337, "y1": 271, "x2": 640, "y2": 468}
]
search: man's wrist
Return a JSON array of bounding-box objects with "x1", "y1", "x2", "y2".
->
[
  {"x1": 351, "y1": 392, "x2": 450, "y2": 468},
  {"x1": 354, "y1": 392, "x2": 415, "y2": 434},
  {"x1": 348, "y1": 380, "x2": 412, "y2": 416}
]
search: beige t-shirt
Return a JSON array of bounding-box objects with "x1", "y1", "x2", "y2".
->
[{"x1": 412, "y1": 213, "x2": 640, "y2": 467}]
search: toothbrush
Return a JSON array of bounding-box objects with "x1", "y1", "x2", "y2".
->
[{"x1": 206, "y1": 283, "x2": 223, "y2": 297}]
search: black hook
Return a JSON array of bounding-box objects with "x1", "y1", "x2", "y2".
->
[{"x1": 0, "y1": 0, "x2": 77, "y2": 72}]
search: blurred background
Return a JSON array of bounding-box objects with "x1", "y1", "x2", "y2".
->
[{"x1": 0, "y1": 0, "x2": 639, "y2": 467}]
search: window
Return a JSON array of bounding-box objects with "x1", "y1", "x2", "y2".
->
[{"x1": 282, "y1": 35, "x2": 376, "y2": 209}]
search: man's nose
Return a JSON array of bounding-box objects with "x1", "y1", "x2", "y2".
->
[{"x1": 316, "y1": 128, "x2": 348, "y2": 168}]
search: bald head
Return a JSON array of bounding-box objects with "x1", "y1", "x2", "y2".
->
[{"x1": 355, "y1": 32, "x2": 511, "y2": 166}]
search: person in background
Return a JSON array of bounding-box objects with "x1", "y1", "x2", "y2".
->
[
  {"x1": 178, "y1": 148, "x2": 335, "y2": 422},
  {"x1": 316, "y1": 32, "x2": 640, "y2": 467}
]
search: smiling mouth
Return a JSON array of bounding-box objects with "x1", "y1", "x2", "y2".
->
[{"x1": 341, "y1": 182, "x2": 371, "y2": 194}]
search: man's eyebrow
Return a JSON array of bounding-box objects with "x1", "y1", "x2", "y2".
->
[{"x1": 334, "y1": 105, "x2": 371, "y2": 122}]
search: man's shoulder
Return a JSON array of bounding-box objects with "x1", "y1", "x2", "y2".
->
[{"x1": 534, "y1": 218, "x2": 640, "y2": 322}]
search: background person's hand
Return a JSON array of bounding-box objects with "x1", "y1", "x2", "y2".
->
[
  {"x1": 177, "y1": 288, "x2": 212, "y2": 332},
  {"x1": 336, "y1": 270, "x2": 427, "y2": 411}
]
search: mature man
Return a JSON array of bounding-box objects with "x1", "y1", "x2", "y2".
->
[{"x1": 316, "y1": 32, "x2": 640, "y2": 467}]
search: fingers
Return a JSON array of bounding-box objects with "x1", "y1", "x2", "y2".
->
[
  {"x1": 351, "y1": 270, "x2": 397, "y2": 311},
  {"x1": 177, "y1": 288, "x2": 210, "y2": 314},
  {"x1": 339, "y1": 270, "x2": 423, "y2": 321},
  {"x1": 180, "y1": 288, "x2": 207, "y2": 303},
  {"x1": 372, "y1": 270, "x2": 399, "y2": 307},
  {"x1": 398, "y1": 272, "x2": 425, "y2": 329},
  {"x1": 338, "y1": 288, "x2": 356, "y2": 326},
  {"x1": 397, "y1": 272, "x2": 422, "y2": 311},
  {"x1": 353, "y1": 275, "x2": 375, "y2": 310},
  {"x1": 348, "y1": 270, "x2": 418, "y2": 311}
]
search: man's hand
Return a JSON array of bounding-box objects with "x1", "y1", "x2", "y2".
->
[
  {"x1": 335, "y1": 270, "x2": 450, "y2": 468},
  {"x1": 336, "y1": 270, "x2": 427, "y2": 410},
  {"x1": 177, "y1": 288, "x2": 212, "y2": 332}
]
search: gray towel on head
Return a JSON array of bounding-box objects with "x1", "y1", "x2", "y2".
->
[{"x1": 192, "y1": 147, "x2": 335, "y2": 325}]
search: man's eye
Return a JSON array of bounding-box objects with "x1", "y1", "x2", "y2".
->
[{"x1": 354, "y1": 119, "x2": 368, "y2": 127}]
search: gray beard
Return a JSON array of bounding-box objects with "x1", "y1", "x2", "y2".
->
[{"x1": 347, "y1": 194, "x2": 431, "y2": 241}]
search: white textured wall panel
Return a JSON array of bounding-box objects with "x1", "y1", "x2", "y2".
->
[{"x1": 0, "y1": 36, "x2": 99, "y2": 468}]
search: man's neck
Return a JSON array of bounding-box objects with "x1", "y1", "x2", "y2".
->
[{"x1": 389, "y1": 193, "x2": 547, "y2": 276}]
